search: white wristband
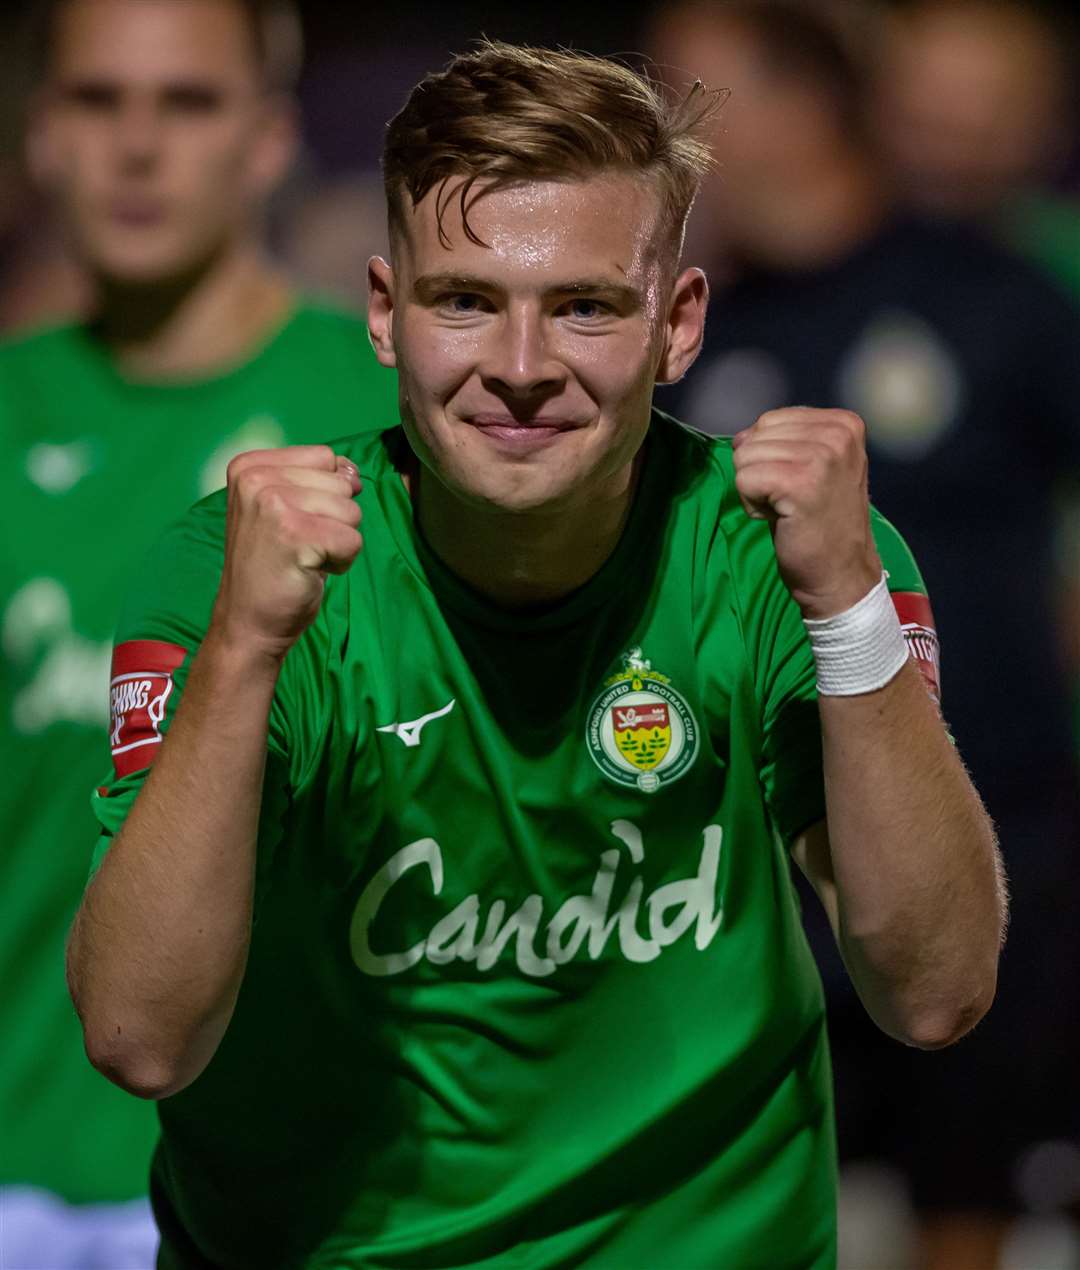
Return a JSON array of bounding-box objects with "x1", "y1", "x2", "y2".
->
[{"x1": 803, "y1": 573, "x2": 908, "y2": 697}]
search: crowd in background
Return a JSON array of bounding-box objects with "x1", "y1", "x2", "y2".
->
[{"x1": 2, "y1": 2, "x2": 1079, "y2": 1268}]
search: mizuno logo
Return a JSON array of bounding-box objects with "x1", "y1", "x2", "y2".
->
[{"x1": 376, "y1": 699, "x2": 456, "y2": 748}]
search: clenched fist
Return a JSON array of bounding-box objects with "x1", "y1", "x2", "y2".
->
[
  {"x1": 210, "y1": 445, "x2": 363, "y2": 663},
  {"x1": 732, "y1": 407, "x2": 881, "y2": 620}
]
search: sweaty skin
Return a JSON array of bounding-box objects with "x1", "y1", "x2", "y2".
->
[{"x1": 367, "y1": 175, "x2": 707, "y2": 607}]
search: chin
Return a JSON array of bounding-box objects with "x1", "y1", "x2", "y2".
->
[
  {"x1": 458, "y1": 470, "x2": 580, "y2": 517},
  {"x1": 100, "y1": 257, "x2": 196, "y2": 288},
  {"x1": 83, "y1": 228, "x2": 220, "y2": 289}
]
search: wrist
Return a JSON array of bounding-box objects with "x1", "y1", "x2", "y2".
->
[
  {"x1": 803, "y1": 573, "x2": 908, "y2": 697},
  {"x1": 200, "y1": 620, "x2": 289, "y2": 686},
  {"x1": 793, "y1": 563, "x2": 882, "y2": 622}
]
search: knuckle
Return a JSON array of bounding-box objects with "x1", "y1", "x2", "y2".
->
[
  {"x1": 227, "y1": 449, "x2": 279, "y2": 482},
  {"x1": 808, "y1": 440, "x2": 836, "y2": 468},
  {"x1": 257, "y1": 485, "x2": 291, "y2": 519},
  {"x1": 226, "y1": 450, "x2": 258, "y2": 481},
  {"x1": 236, "y1": 465, "x2": 275, "y2": 498},
  {"x1": 816, "y1": 426, "x2": 850, "y2": 458}
]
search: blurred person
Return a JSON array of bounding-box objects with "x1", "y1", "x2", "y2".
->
[
  {"x1": 876, "y1": 0, "x2": 1080, "y2": 293},
  {"x1": 62, "y1": 39, "x2": 1005, "y2": 1269},
  {"x1": 875, "y1": 0, "x2": 1080, "y2": 781},
  {"x1": 651, "y1": 3, "x2": 1080, "y2": 1268},
  {"x1": 280, "y1": 171, "x2": 389, "y2": 312},
  {"x1": 0, "y1": 0, "x2": 397, "y2": 1264}
]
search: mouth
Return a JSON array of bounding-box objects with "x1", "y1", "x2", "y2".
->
[
  {"x1": 108, "y1": 201, "x2": 168, "y2": 228},
  {"x1": 467, "y1": 414, "x2": 580, "y2": 448}
]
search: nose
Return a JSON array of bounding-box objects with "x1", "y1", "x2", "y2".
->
[
  {"x1": 113, "y1": 99, "x2": 163, "y2": 170},
  {"x1": 480, "y1": 303, "x2": 564, "y2": 398}
]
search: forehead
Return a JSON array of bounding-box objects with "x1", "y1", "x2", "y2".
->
[
  {"x1": 50, "y1": 0, "x2": 258, "y2": 85},
  {"x1": 901, "y1": 9, "x2": 1058, "y2": 89},
  {"x1": 400, "y1": 175, "x2": 668, "y2": 285}
]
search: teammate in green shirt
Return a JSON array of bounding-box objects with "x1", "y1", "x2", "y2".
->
[
  {"x1": 68, "y1": 42, "x2": 1004, "y2": 1269},
  {"x1": 1, "y1": 0, "x2": 395, "y2": 1263}
]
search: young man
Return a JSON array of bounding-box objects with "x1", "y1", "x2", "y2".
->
[
  {"x1": 0, "y1": 0, "x2": 396, "y2": 1263},
  {"x1": 67, "y1": 42, "x2": 1003, "y2": 1269}
]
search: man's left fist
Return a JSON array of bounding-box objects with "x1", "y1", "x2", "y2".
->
[{"x1": 731, "y1": 407, "x2": 881, "y2": 620}]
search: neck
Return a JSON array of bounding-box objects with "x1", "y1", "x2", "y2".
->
[
  {"x1": 411, "y1": 451, "x2": 644, "y2": 611},
  {"x1": 93, "y1": 242, "x2": 293, "y2": 381},
  {"x1": 732, "y1": 148, "x2": 888, "y2": 272}
]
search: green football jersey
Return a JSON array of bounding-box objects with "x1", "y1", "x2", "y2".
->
[
  {"x1": 91, "y1": 414, "x2": 930, "y2": 1268},
  {"x1": 0, "y1": 303, "x2": 398, "y2": 1205}
]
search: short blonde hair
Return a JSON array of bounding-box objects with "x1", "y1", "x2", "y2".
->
[{"x1": 382, "y1": 40, "x2": 721, "y2": 263}]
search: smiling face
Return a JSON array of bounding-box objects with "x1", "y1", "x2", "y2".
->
[
  {"x1": 368, "y1": 173, "x2": 706, "y2": 517},
  {"x1": 30, "y1": 0, "x2": 294, "y2": 285}
]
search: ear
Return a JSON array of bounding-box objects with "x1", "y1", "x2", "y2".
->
[
  {"x1": 247, "y1": 96, "x2": 299, "y2": 198},
  {"x1": 655, "y1": 267, "x2": 709, "y2": 385},
  {"x1": 367, "y1": 255, "x2": 397, "y2": 368}
]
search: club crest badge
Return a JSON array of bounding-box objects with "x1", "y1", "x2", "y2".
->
[{"x1": 586, "y1": 648, "x2": 699, "y2": 793}]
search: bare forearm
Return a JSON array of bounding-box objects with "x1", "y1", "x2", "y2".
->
[
  {"x1": 819, "y1": 661, "x2": 1006, "y2": 1048},
  {"x1": 67, "y1": 631, "x2": 280, "y2": 1098}
]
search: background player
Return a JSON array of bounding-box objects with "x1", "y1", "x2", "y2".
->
[
  {"x1": 66, "y1": 42, "x2": 1003, "y2": 1267},
  {"x1": 0, "y1": 0, "x2": 396, "y2": 1264},
  {"x1": 650, "y1": 2, "x2": 1080, "y2": 1265}
]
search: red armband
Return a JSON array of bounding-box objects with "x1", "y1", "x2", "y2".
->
[
  {"x1": 891, "y1": 592, "x2": 941, "y2": 704},
  {"x1": 108, "y1": 640, "x2": 188, "y2": 779}
]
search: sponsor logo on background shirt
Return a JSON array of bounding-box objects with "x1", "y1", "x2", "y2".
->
[
  {"x1": 108, "y1": 640, "x2": 188, "y2": 778},
  {"x1": 677, "y1": 347, "x2": 790, "y2": 437},
  {"x1": 25, "y1": 439, "x2": 99, "y2": 494},
  {"x1": 2, "y1": 578, "x2": 110, "y2": 733},
  {"x1": 838, "y1": 310, "x2": 964, "y2": 461},
  {"x1": 199, "y1": 415, "x2": 286, "y2": 497}
]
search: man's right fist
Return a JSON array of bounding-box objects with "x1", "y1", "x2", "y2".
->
[{"x1": 211, "y1": 446, "x2": 363, "y2": 663}]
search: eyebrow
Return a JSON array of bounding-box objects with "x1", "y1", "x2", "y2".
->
[
  {"x1": 412, "y1": 273, "x2": 640, "y2": 306},
  {"x1": 58, "y1": 76, "x2": 228, "y2": 103}
]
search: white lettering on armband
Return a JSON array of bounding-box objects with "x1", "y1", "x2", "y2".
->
[{"x1": 803, "y1": 573, "x2": 909, "y2": 696}]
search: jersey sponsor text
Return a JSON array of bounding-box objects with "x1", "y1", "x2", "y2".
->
[{"x1": 350, "y1": 819, "x2": 724, "y2": 978}]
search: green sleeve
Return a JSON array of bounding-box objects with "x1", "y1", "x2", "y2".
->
[
  {"x1": 747, "y1": 556, "x2": 825, "y2": 848},
  {"x1": 88, "y1": 492, "x2": 292, "y2": 896},
  {"x1": 740, "y1": 506, "x2": 929, "y2": 846},
  {"x1": 870, "y1": 507, "x2": 927, "y2": 596}
]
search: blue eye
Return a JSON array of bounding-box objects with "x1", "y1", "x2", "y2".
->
[
  {"x1": 444, "y1": 293, "x2": 486, "y2": 314},
  {"x1": 565, "y1": 298, "x2": 608, "y2": 320}
]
